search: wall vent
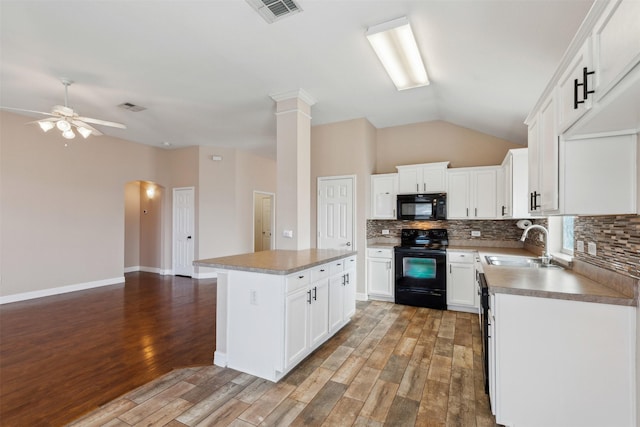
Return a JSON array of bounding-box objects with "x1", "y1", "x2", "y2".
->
[
  {"x1": 246, "y1": 0, "x2": 302, "y2": 24},
  {"x1": 118, "y1": 102, "x2": 146, "y2": 112}
]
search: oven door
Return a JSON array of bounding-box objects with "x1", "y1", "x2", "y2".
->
[{"x1": 394, "y1": 249, "x2": 446, "y2": 309}]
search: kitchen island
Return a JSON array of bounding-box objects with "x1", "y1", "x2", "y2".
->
[{"x1": 194, "y1": 249, "x2": 357, "y2": 382}]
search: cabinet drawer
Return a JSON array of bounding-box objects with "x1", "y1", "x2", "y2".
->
[
  {"x1": 329, "y1": 259, "x2": 346, "y2": 276},
  {"x1": 345, "y1": 256, "x2": 357, "y2": 268},
  {"x1": 286, "y1": 270, "x2": 310, "y2": 293},
  {"x1": 311, "y1": 265, "x2": 330, "y2": 282},
  {"x1": 367, "y1": 248, "x2": 393, "y2": 259},
  {"x1": 447, "y1": 251, "x2": 474, "y2": 264}
]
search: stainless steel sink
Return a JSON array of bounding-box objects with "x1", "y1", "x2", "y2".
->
[{"x1": 485, "y1": 255, "x2": 563, "y2": 269}]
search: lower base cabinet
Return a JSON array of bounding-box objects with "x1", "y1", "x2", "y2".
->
[
  {"x1": 366, "y1": 248, "x2": 394, "y2": 301},
  {"x1": 216, "y1": 255, "x2": 356, "y2": 382},
  {"x1": 493, "y1": 293, "x2": 636, "y2": 427},
  {"x1": 447, "y1": 250, "x2": 478, "y2": 313}
]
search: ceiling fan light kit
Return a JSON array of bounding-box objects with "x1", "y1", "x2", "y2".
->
[{"x1": 1, "y1": 78, "x2": 126, "y2": 143}]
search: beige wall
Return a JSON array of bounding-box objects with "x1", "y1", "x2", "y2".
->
[
  {"x1": 0, "y1": 111, "x2": 276, "y2": 298},
  {"x1": 311, "y1": 118, "x2": 377, "y2": 296},
  {"x1": 0, "y1": 111, "x2": 165, "y2": 297},
  {"x1": 139, "y1": 182, "x2": 163, "y2": 269},
  {"x1": 376, "y1": 120, "x2": 521, "y2": 173}
]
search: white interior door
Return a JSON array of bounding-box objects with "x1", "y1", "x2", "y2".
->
[
  {"x1": 317, "y1": 176, "x2": 354, "y2": 250},
  {"x1": 261, "y1": 197, "x2": 272, "y2": 250},
  {"x1": 173, "y1": 187, "x2": 194, "y2": 276}
]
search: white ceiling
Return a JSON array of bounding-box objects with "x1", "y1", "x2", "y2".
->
[{"x1": 0, "y1": 0, "x2": 593, "y2": 157}]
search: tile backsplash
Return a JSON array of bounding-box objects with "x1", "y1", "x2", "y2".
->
[
  {"x1": 574, "y1": 215, "x2": 639, "y2": 279},
  {"x1": 367, "y1": 219, "x2": 526, "y2": 246}
]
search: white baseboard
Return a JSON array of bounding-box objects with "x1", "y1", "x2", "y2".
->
[
  {"x1": 124, "y1": 265, "x2": 140, "y2": 273},
  {"x1": 213, "y1": 351, "x2": 227, "y2": 367},
  {"x1": 124, "y1": 266, "x2": 173, "y2": 276},
  {"x1": 356, "y1": 292, "x2": 368, "y2": 301},
  {"x1": 0, "y1": 276, "x2": 124, "y2": 305}
]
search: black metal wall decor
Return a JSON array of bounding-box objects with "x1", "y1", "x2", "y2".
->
[{"x1": 574, "y1": 67, "x2": 595, "y2": 109}]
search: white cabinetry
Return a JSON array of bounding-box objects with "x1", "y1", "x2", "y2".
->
[
  {"x1": 493, "y1": 293, "x2": 636, "y2": 427},
  {"x1": 370, "y1": 174, "x2": 397, "y2": 219},
  {"x1": 561, "y1": 134, "x2": 637, "y2": 215},
  {"x1": 328, "y1": 257, "x2": 356, "y2": 333},
  {"x1": 285, "y1": 267, "x2": 329, "y2": 368},
  {"x1": 396, "y1": 162, "x2": 449, "y2": 194},
  {"x1": 446, "y1": 251, "x2": 478, "y2": 312},
  {"x1": 499, "y1": 148, "x2": 530, "y2": 219},
  {"x1": 447, "y1": 167, "x2": 498, "y2": 219},
  {"x1": 366, "y1": 248, "x2": 394, "y2": 301},
  {"x1": 526, "y1": 0, "x2": 640, "y2": 215},
  {"x1": 218, "y1": 255, "x2": 356, "y2": 382}
]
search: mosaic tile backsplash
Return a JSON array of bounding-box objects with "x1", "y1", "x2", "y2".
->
[
  {"x1": 367, "y1": 219, "x2": 526, "y2": 245},
  {"x1": 368, "y1": 215, "x2": 639, "y2": 280},
  {"x1": 574, "y1": 215, "x2": 639, "y2": 279}
]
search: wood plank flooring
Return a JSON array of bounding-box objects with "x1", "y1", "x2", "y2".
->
[
  {"x1": 69, "y1": 299, "x2": 497, "y2": 426},
  {"x1": 0, "y1": 273, "x2": 217, "y2": 426}
]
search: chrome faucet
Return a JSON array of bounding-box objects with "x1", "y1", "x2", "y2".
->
[{"x1": 520, "y1": 224, "x2": 551, "y2": 264}]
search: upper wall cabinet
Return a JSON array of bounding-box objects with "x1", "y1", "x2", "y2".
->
[
  {"x1": 500, "y1": 148, "x2": 530, "y2": 219},
  {"x1": 370, "y1": 173, "x2": 397, "y2": 219},
  {"x1": 528, "y1": 0, "x2": 640, "y2": 141},
  {"x1": 447, "y1": 166, "x2": 499, "y2": 220},
  {"x1": 525, "y1": 0, "x2": 640, "y2": 215},
  {"x1": 396, "y1": 162, "x2": 449, "y2": 194}
]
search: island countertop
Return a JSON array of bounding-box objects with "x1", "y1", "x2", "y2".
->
[{"x1": 194, "y1": 249, "x2": 357, "y2": 275}]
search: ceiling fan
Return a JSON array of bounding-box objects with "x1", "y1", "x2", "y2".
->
[{"x1": 2, "y1": 78, "x2": 126, "y2": 139}]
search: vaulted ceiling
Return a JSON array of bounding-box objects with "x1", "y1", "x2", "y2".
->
[{"x1": 0, "y1": 0, "x2": 593, "y2": 156}]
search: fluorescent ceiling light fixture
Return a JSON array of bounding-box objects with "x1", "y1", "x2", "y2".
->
[{"x1": 366, "y1": 16, "x2": 429, "y2": 90}]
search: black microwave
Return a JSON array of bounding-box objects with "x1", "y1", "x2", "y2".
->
[{"x1": 397, "y1": 193, "x2": 447, "y2": 220}]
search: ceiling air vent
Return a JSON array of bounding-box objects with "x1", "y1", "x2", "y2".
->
[
  {"x1": 117, "y1": 102, "x2": 146, "y2": 112},
  {"x1": 246, "y1": 0, "x2": 302, "y2": 24}
]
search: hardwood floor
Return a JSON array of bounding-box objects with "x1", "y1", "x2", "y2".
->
[
  {"x1": 68, "y1": 298, "x2": 497, "y2": 426},
  {"x1": 0, "y1": 273, "x2": 217, "y2": 426}
]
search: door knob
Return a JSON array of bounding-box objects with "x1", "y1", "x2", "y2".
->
[
  {"x1": 346, "y1": 242, "x2": 351, "y2": 247},
  {"x1": 187, "y1": 236, "x2": 192, "y2": 239}
]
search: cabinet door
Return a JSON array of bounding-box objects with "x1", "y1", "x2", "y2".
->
[
  {"x1": 447, "y1": 262, "x2": 476, "y2": 307},
  {"x1": 371, "y1": 174, "x2": 397, "y2": 219},
  {"x1": 473, "y1": 168, "x2": 497, "y2": 219},
  {"x1": 539, "y1": 94, "x2": 559, "y2": 212},
  {"x1": 500, "y1": 155, "x2": 512, "y2": 217},
  {"x1": 447, "y1": 171, "x2": 470, "y2": 219},
  {"x1": 422, "y1": 167, "x2": 446, "y2": 192},
  {"x1": 397, "y1": 167, "x2": 421, "y2": 194},
  {"x1": 344, "y1": 265, "x2": 356, "y2": 320},
  {"x1": 593, "y1": 0, "x2": 640, "y2": 98},
  {"x1": 329, "y1": 274, "x2": 345, "y2": 331},
  {"x1": 285, "y1": 287, "x2": 310, "y2": 368},
  {"x1": 309, "y1": 280, "x2": 329, "y2": 347},
  {"x1": 527, "y1": 116, "x2": 541, "y2": 214},
  {"x1": 367, "y1": 257, "x2": 393, "y2": 298},
  {"x1": 557, "y1": 40, "x2": 592, "y2": 132}
]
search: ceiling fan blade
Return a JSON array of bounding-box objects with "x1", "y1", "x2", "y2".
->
[
  {"x1": 26, "y1": 117, "x2": 58, "y2": 124},
  {"x1": 1, "y1": 106, "x2": 57, "y2": 117},
  {"x1": 77, "y1": 116, "x2": 126, "y2": 129},
  {"x1": 71, "y1": 120, "x2": 103, "y2": 136}
]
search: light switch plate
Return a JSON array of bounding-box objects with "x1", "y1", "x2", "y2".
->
[
  {"x1": 577, "y1": 240, "x2": 584, "y2": 252},
  {"x1": 588, "y1": 242, "x2": 597, "y2": 256},
  {"x1": 381, "y1": 229, "x2": 390, "y2": 235},
  {"x1": 283, "y1": 230, "x2": 293, "y2": 238},
  {"x1": 471, "y1": 231, "x2": 481, "y2": 237}
]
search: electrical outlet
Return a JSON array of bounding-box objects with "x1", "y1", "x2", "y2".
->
[
  {"x1": 577, "y1": 240, "x2": 584, "y2": 252},
  {"x1": 471, "y1": 230, "x2": 481, "y2": 237},
  {"x1": 588, "y1": 242, "x2": 597, "y2": 256},
  {"x1": 381, "y1": 229, "x2": 390, "y2": 235},
  {"x1": 283, "y1": 230, "x2": 293, "y2": 238},
  {"x1": 250, "y1": 289, "x2": 258, "y2": 305},
  {"x1": 538, "y1": 234, "x2": 544, "y2": 242}
]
